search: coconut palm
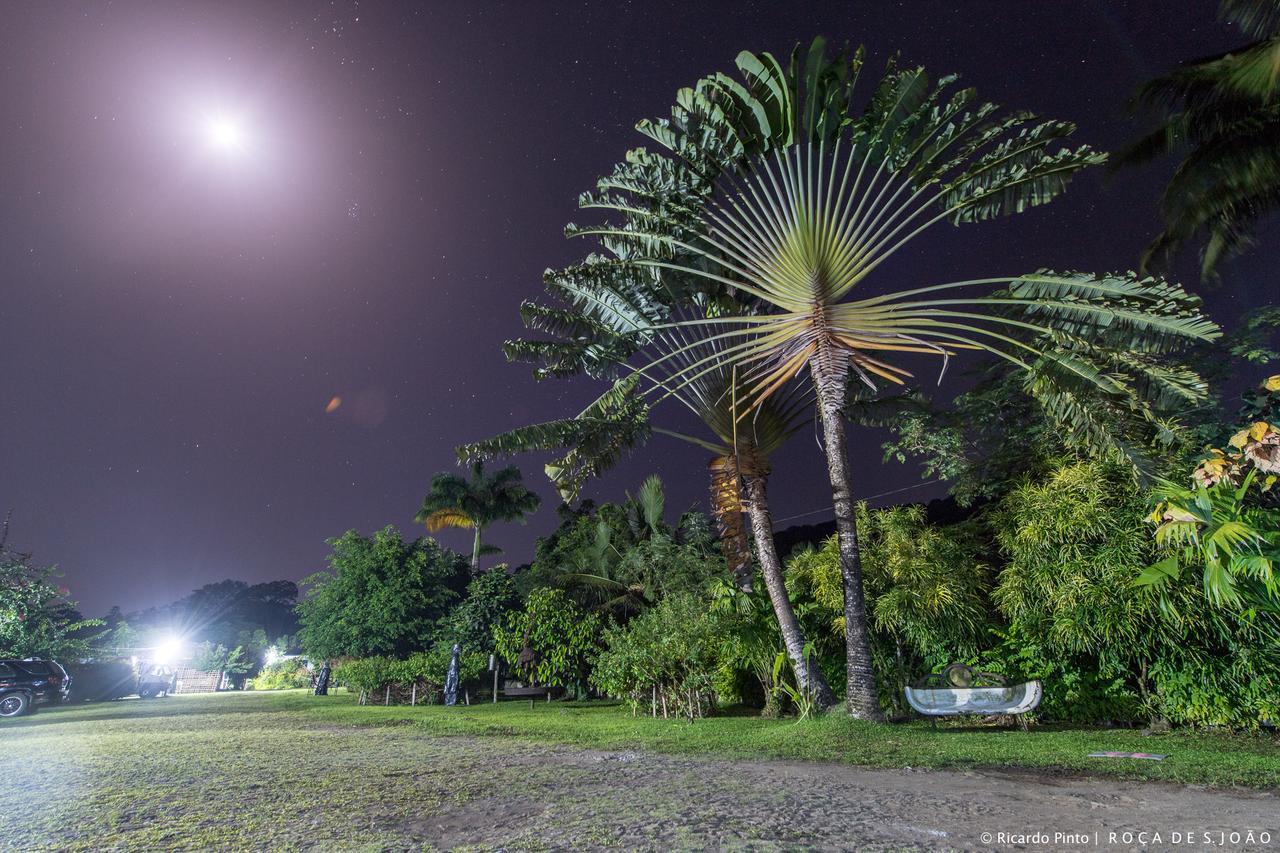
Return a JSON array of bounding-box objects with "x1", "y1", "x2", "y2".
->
[
  {"x1": 563, "y1": 39, "x2": 1219, "y2": 718},
  {"x1": 1117, "y1": 0, "x2": 1280, "y2": 279},
  {"x1": 414, "y1": 461, "x2": 542, "y2": 573}
]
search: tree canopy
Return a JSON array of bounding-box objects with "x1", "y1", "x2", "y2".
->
[
  {"x1": 297, "y1": 526, "x2": 469, "y2": 659},
  {"x1": 415, "y1": 462, "x2": 542, "y2": 572}
]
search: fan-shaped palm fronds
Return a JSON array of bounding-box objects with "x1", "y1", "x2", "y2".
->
[
  {"x1": 558, "y1": 38, "x2": 1218, "y2": 719},
  {"x1": 414, "y1": 461, "x2": 542, "y2": 572}
]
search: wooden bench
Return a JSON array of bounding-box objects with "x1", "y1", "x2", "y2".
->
[{"x1": 503, "y1": 686, "x2": 552, "y2": 701}]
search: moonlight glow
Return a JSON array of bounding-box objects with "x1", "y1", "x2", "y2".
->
[{"x1": 207, "y1": 115, "x2": 246, "y2": 152}]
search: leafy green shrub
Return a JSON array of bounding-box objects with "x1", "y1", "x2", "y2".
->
[
  {"x1": 591, "y1": 593, "x2": 727, "y2": 720},
  {"x1": 297, "y1": 527, "x2": 468, "y2": 659},
  {"x1": 0, "y1": 556, "x2": 102, "y2": 660},
  {"x1": 333, "y1": 657, "x2": 398, "y2": 695},
  {"x1": 706, "y1": 578, "x2": 786, "y2": 716},
  {"x1": 409, "y1": 643, "x2": 489, "y2": 688},
  {"x1": 494, "y1": 588, "x2": 602, "y2": 693},
  {"x1": 434, "y1": 568, "x2": 519, "y2": 657},
  {"x1": 331, "y1": 648, "x2": 494, "y2": 704},
  {"x1": 992, "y1": 459, "x2": 1280, "y2": 728},
  {"x1": 977, "y1": 624, "x2": 1142, "y2": 724},
  {"x1": 1150, "y1": 639, "x2": 1280, "y2": 729},
  {"x1": 250, "y1": 658, "x2": 311, "y2": 690},
  {"x1": 786, "y1": 504, "x2": 988, "y2": 714}
]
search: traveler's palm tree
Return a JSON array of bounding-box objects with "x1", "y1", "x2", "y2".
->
[
  {"x1": 1117, "y1": 0, "x2": 1280, "y2": 279},
  {"x1": 559, "y1": 39, "x2": 1219, "y2": 718},
  {"x1": 414, "y1": 461, "x2": 542, "y2": 572}
]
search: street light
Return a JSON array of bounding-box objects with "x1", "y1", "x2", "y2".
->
[{"x1": 153, "y1": 636, "x2": 184, "y2": 665}]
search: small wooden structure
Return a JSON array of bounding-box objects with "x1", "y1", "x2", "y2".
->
[
  {"x1": 172, "y1": 667, "x2": 221, "y2": 694},
  {"x1": 904, "y1": 665, "x2": 1041, "y2": 727}
]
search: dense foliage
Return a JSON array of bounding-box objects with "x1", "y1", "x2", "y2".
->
[
  {"x1": 437, "y1": 569, "x2": 521, "y2": 653},
  {"x1": 1146, "y1": 377, "x2": 1280, "y2": 611},
  {"x1": 786, "y1": 505, "x2": 989, "y2": 716},
  {"x1": 777, "y1": 459, "x2": 1280, "y2": 729},
  {"x1": 493, "y1": 588, "x2": 602, "y2": 693},
  {"x1": 297, "y1": 527, "x2": 468, "y2": 659},
  {"x1": 0, "y1": 553, "x2": 101, "y2": 660},
  {"x1": 250, "y1": 658, "x2": 311, "y2": 690},
  {"x1": 592, "y1": 593, "x2": 728, "y2": 719}
]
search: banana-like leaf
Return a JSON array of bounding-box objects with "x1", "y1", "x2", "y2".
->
[{"x1": 458, "y1": 377, "x2": 652, "y2": 502}]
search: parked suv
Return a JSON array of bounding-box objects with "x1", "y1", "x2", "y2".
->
[
  {"x1": 137, "y1": 664, "x2": 176, "y2": 698},
  {"x1": 0, "y1": 659, "x2": 71, "y2": 718}
]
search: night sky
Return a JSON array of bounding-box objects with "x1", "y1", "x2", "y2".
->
[{"x1": 1, "y1": 2, "x2": 1270, "y2": 616}]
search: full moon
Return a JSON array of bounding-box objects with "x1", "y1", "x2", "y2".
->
[{"x1": 207, "y1": 115, "x2": 246, "y2": 152}]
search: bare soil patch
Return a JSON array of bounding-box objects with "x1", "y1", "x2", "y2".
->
[{"x1": 381, "y1": 741, "x2": 1278, "y2": 850}]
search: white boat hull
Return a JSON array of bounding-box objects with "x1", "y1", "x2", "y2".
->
[{"x1": 904, "y1": 680, "x2": 1042, "y2": 717}]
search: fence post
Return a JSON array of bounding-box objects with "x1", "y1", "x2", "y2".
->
[
  {"x1": 384, "y1": 686, "x2": 390, "y2": 706},
  {"x1": 411, "y1": 684, "x2": 417, "y2": 706}
]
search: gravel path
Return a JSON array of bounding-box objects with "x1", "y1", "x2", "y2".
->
[
  {"x1": 5, "y1": 697, "x2": 1276, "y2": 851},
  {"x1": 399, "y1": 738, "x2": 1277, "y2": 850}
]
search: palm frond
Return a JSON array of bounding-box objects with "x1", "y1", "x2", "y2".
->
[{"x1": 419, "y1": 508, "x2": 475, "y2": 532}]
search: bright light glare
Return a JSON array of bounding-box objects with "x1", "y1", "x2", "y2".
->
[
  {"x1": 153, "y1": 636, "x2": 184, "y2": 664},
  {"x1": 264, "y1": 646, "x2": 280, "y2": 666},
  {"x1": 207, "y1": 116, "x2": 246, "y2": 152}
]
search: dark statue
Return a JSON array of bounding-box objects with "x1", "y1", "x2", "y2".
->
[
  {"x1": 313, "y1": 660, "x2": 330, "y2": 696},
  {"x1": 443, "y1": 643, "x2": 461, "y2": 706}
]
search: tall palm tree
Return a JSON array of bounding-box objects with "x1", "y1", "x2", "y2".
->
[
  {"x1": 1117, "y1": 0, "x2": 1280, "y2": 279},
  {"x1": 414, "y1": 462, "x2": 541, "y2": 573},
  {"x1": 564, "y1": 39, "x2": 1219, "y2": 718},
  {"x1": 460, "y1": 256, "x2": 841, "y2": 707}
]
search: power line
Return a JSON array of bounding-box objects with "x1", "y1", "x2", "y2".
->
[{"x1": 769, "y1": 479, "x2": 943, "y2": 527}]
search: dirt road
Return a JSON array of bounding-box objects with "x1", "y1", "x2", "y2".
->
[
  {"x1": 402, "y1": 739, "x2": 1276, "y2": 850},
  {"x1": 4, "y1": 696, "x2": 1275, "y2": 850}
]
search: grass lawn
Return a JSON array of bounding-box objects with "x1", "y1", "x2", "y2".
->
[
  {"x1": 306, "y1": 690, "x2": 1279, "y2": 787},
  {"x1": 1, "y1": 690, "x2": 1276, "y2": 848}
]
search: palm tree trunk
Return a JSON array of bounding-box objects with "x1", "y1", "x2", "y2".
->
[
  {"x1": 810, "y1": 354, "x2": 884, "y2": 721},
  {"x1": 742, "y1": 472, "x2": 838, "y2": 712},
  {"x1": 708, "y1": 456, "x2": 754, "y2": 592},
  {"x1": 470, "y1": 525, "x2": 483, "y2": 573}
]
